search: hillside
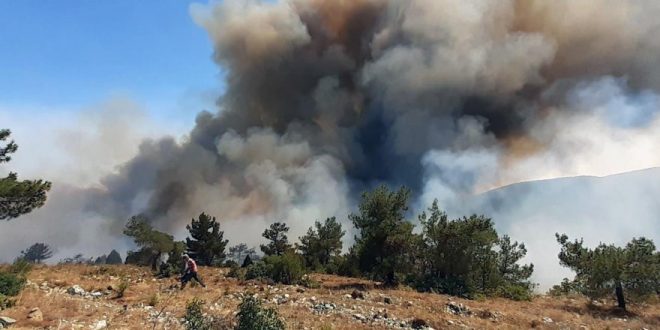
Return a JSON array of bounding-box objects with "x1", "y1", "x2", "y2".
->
[
  {"x1": 0, "y1": 265, "x2": 657, "y2": 329},
  {"x1": 455, "y1": 167, "x2": 660, "y2": 289}
]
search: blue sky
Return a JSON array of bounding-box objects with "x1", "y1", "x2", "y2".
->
[{"x1": 0, "y1": 0, "x2": 222, "y2": 125}]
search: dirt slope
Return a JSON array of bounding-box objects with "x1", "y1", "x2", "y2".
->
[{"x1": 0, "y1": 265, "x2": 657, "y2": 329}]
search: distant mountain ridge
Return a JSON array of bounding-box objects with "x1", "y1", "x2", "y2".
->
[{"x1": 461, "y1": 167, "x2": 660, "y2": 290}]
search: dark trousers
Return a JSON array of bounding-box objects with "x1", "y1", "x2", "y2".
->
[{"x1": 181, "y1": 271, "x2": 205, "y2": 288}]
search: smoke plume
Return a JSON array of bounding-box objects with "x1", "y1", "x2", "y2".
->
[{"x1": 3, "y1": 0, "x2": 660, "y2": 288}]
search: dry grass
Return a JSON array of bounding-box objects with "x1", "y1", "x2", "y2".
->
[{"x1": 0, "y1": 264, "x2": 657, "y2": 329}]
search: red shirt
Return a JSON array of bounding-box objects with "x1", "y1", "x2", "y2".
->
[{"x1": 186, "y1": 258, "x2": 198, "y2": 273}]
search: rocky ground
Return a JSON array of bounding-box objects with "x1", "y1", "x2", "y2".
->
[{"x1": 0, "y1": 265, "x2": 657, "y2": 329}]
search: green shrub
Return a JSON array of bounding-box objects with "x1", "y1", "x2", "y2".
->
[
  {"x1": 327, "y1": 254, "x2": 360, "y2": 277},
  {"x1": 548, "y1": 278, "x2": 580, "y2": 297},
  {"x1": 264, "y1": 252, "x2": 304, "y2": 285},
  {"x1": 116, "y1": 276, "x2": 130, "y2": 298},
  {"x1": 236, "y1": 296, "x2": 285, "y2": 330},
  {"x1": 157, "y1": 261, "x2": 180, "y2": 278},
  {"x1": 227, "y1": 265, "x2": 246, "y2": 280},
  {"x1": 495, "y1": 284, "x2": 533, "y2": 301},
  {"x1": 0, "y1": 272, "x2": 25, "y2": 297},
  {"x1": 300, "y1": 275, "x2": 320, "y2": 289},
  {"x1": 224, "y1": 260, "x2": 239, "y2": 268},
  {"x1": 245, "y1": 261, "x2": 271, "y2": 281},
  {"x1": 9, "y1": 258, "x2": 33, "y2": 276},
  {"x1": 182, "y1": 298, "x2": 212, "y2": 330}
]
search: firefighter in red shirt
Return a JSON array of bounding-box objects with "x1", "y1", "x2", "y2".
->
[{"x1": 180, "y1": 254, "x2": 206, "y2": 289}]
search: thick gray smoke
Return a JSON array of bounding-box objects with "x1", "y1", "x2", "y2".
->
[
  {"x1": 2, "y1": 0, "x2": 660, "y2": 288},
  {"x1": 106, "y1": 0, "x2": 660, "y2": 226}
]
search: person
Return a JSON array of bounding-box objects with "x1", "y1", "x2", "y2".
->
[{"x1": 180, "y1": 254, "x2": 206, "y2": 289}]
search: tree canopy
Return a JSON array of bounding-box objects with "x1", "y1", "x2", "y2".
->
[
  {"x1": 185, "y1": 213, "x2": 229, "y2": 266},
  {"x1": 0, "y1": 129, "x2": 51, "y2": 221},
  {"x1": 261, "y1": 222, "x2": 291, "y2": 256},
  {"x1": 350, "y1": 185, "x2": 415, "y2": 286},
  {"x1": 556, "y1": 234, "x2": 659, "y2": 310},
  {"x1": 298, "y1": 217, "x2": 345, "y2": 270},
  {"x1": 123, "y1": 215, "x2": 179, "y2": 270},
  {"x1": 411, "y1": 200, "x2": 534, "y2": 299},
  {"x1": 20, "y1": 243, "x2": 54, "y2": 263}
]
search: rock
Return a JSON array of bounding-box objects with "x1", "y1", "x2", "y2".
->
[
  {"x1": 67, "y1": 285, "x2": 86, "y2": 295},
  {"x1": 310, "y1": 296, "x2": 317, "y2": 302},
  {"x1": 353, "y1": 313, "x2": 366, "y2": 322},
  {"x1": 542, "y1": 317, "x2": 553, "y2": 323},
  {"x1": 383, "y1": 297, "x2": 392, "y2": 304},
  {"x1": 446, "y1": 301, "x2": 470, "y2": 315},
  {"x1": 351, "y1": 290, "x2": 365, "y2": 300},
  {"x1": 0, "y1": 316, "x2": 17, "y2": 327},
  {"x1": 90, "y1": 292, "x2": 103, "y2": 298},
  {"x1": 296, "y1": 287, "x2": 305, "y2": 293},
  {"x1": 27, "y1": 307, "x2": 43, "y2": 321},
  {"x1": 311, "y1": 302, "x2": 336, "y2": 314},
  {"x1": 406, "y1": 301, "x2": 414, "y2": 307},
  {"x1": 92, "y1": 319, "x2": 108, "y2": 329}
]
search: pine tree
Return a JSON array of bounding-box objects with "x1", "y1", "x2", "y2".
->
[
  {"x1": 298, "y1": 217, "x2": 344, "y2": 269},
  {"x1": 350, "y1": 185, "x2": 415, "y2": 286},
  {"x1": 106, "y1": 249, "x2": 123, "y2": 264},
  {"x1": 260, "y1": 222, "x2": 291, "y2": 256},
  {"x1": 242, "y1": 254, "x2": 253, "y2": 268},
  {"x1": 185, "y1": 213, "x2": 229, "y2": 266},
  {"x1": 123, "y1": 215, "x2": 176, "y2": 270},
  {"x1": 20, "y1": 243, "x2": 53, "y2": 263},
  {"x1": 415, "y1": 200, "x2": 534, "y2": 299},
  {"x1": 556, "y1": 234, "x2": 660, "y2": 310},
  {"x1": 0, "y1": 129, "x2": 51, "y2": 221}
]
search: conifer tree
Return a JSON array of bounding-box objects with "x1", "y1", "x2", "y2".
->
[
  {"x1": 261, "y1": 222, "x2": 291, "y2": 256},
  {"x1": 185, "y1": 213, "x2": 229, "y2": 266},
  {"x1": 20, "y1": 243, "x2": 53, "y2": 263},
  {"x1": 556, "y1": 234, "x2": 659, "y2": 310},
  {"x1": 298, "y1": 217, "x2": 344, "y2": 269},
  {"x1": 123, "y1": 215, "x2": 176, "y2": 270},
  {"x1": 350, "y1": 185, "x2": 414, "y2": 286},
  {"x1": 0, "y1": 129, "x2": 51, "y2": 220}
]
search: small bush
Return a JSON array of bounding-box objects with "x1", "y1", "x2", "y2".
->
[
  {"x1": 495, "y1": 284, "x2": 533, "y2": 301},
  {"x1": 9, "y1": 258, "x2": 33, "y2": 276},
  {"x1": 236, "y1": 296, "x2": 285, "y2": 330},
  {"x1": 148, "y1": 292, "x2": 160, "y2": 307},
  {"x1": 548, "y1": 278, "x2": 579, "y2": 297},
  {"x1": 182, "y1": 298, "x2": 213, "y2": 330},
  {"x1": 327, "y1": 254, "x2": 360, "y2": 277},
  {"x1": 245, "y1": 261, "x2": 271, "y2": 281},
  {"x1": 300, "y1": 275, "x2": 320, "y2": 289},
  {"x1": 227, "y1": 265, "x2": 246, "y2": 280},
  {"x1": 264, "y1": 252, "x2": 304, "y2": 285},
  {"x1": 0, "y1": 272, "x2": 25, "y2": 297},
  {"x1": 116, "y1": 276, "x2": 130, "y2": 298},
  {"x1": 158, "y1": 262, "x2": 180, "y2": 278},
  {"x1": 224, "y1": 260, "x2": 239, "y2": 268}
]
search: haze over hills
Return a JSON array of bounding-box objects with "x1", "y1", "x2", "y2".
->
[{"x1": 455, "y1": 167, "x2": 660, "y2": 290}]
